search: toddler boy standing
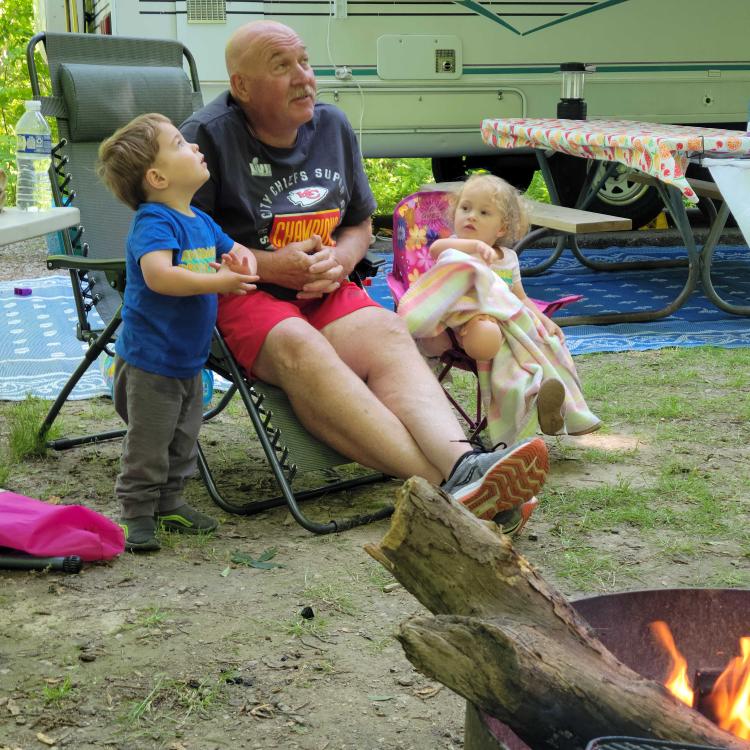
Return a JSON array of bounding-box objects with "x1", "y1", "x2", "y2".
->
[{"x1": 97, "y1": 113, "x2": 258, "y2": 551}]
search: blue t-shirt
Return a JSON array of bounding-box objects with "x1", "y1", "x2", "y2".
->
[{"x1": 116, "y1": 202, "x2": 234, "y2": 378}]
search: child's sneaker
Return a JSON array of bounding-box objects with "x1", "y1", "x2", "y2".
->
[
  {"x1": 157, "y1": 504, "x2": 218, "y2": 534},
  {"x1": 120, "y1": 516, "x2": 161, "y2": 552},
  {"x1": 493, "y1": 497, "x2": 539, "y2": 537},
  {"x1": 442, "y1": 438, "x2": 548, "y2": 520},
  {"x1": 537, "y1": 378, "x2": 565, "y2": 435},
  {"x1": 568, "y1": 420, "x2": 603, "y2": 436}
]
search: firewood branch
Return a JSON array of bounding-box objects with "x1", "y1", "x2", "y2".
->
[{"x1": 365, "y1": 477, "x2": 749, "y2": 750}]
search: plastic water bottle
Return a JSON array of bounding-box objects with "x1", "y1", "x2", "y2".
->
[
  {"x1": 202, "y1": 369, "x2": 214, "y2": 406},
  {"x1": 14, "y1": 100, "x2": 52, "y2": 212}
]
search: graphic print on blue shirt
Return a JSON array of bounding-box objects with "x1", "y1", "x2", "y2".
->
[{"x1": 116, "y1": 202, "x2": 234, "y2": 379}]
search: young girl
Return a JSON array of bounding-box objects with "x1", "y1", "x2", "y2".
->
[{"x1": 398, "y1": 173, "x2": 600, "y2": 447}]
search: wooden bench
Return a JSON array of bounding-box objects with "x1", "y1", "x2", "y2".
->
[
  {"x1": 628, "y1": 171, "x2": 723, "y2": 201},
  {"x1": 421, "y1": 181, "x2": 632, "y2": 234}
]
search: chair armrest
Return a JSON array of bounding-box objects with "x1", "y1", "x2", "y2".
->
[{"x1": 47, "y1": 255, "x2": 127, "y2": 293}]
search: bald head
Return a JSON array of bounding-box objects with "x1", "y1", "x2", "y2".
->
[
  {"x1": 223, "y1": 20, "x2": 317, "y2": 148},
  {"x1": 225, "y1": 21, "x2": 301, "y2": 78}
]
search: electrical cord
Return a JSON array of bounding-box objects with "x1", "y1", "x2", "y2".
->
[{"x1": 326, "y1": 1, "x2": 366, "y2": 149}]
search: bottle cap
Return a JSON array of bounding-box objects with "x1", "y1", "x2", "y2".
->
[{"x1": 25, "y1": 100, "x2": 42, "y2": 111}]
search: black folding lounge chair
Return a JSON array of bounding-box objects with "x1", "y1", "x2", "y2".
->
[{"x1": 28, "y1": 31, "x2": 393, "y2": 534}]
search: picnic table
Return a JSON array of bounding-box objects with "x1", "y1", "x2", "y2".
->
[
  {"x1": 481, "y1": 117, "x2": 750, "y2": 322},
  {"x1": 0, "y1": 206, "x2": 80, "y2": 247}
]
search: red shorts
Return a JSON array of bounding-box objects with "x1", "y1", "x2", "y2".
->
[{"x1": 217, "y1": 281, "x2": 381, "y2": 376}]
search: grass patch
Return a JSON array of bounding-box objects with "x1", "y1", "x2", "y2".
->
[
  {"x1": 118, "y1": 606, "x2": 171, "y2": 634},
  {"x1": 284, "y1": 615, "x2": 331, "y2": 638},
  {"x1": 43, "y1": 676, "x2": 74, "y2": 703},
  {"x1": 365, "y1": 563, "x2": 396, "y2": 591},
  {"x1": 302, "y1": 579, "x2": 357, "y2": 616},
  {"x1": 123, "y1": 671, "x2": 233, "y2": 727},
  {"x1": 577, "y1": 446, "x2": 640, "y2": 464},
  {"x1": 552, "y1": 545, "x2": 625, "y2": 590},
  {"x1": 0, "y1": 457, "x2": 10, "y2": 488},
  {"x1": 6, "y1": 396, "x2": 61, "y2": 460}
]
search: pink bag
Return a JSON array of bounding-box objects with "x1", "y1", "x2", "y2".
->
[{"x1": 0, "y1": 492, "x2": 125, "y2": 561}]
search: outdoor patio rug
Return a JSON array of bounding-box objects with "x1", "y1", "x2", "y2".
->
[
  {"x1": 1, "y1": 275, "x2": 229, "y2": 402},
  {"x1": 1, "y1": 275, "x2": 107, "y2": 401},
  {"x1": 4, "y1": 245, "x2": 749, "y2": 401},
  {"x1": 368, "y1": 243, "x2": 750, "y2": 356}
]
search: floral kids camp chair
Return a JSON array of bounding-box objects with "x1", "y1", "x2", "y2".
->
[{"x1": 388, "y1": 188, "x2": 582, "y2": 438}]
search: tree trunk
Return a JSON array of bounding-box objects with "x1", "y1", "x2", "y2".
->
[{"x1": 364, "y1": 477, "x2": 749, "y2": 750}]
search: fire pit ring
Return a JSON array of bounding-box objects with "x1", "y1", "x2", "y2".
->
[
  {"x1": 464, "y1": 588, "x2": 750, "y2": 750},
  {"x1": 586, "y1": 738, "x2": 728, "y2": 750}
]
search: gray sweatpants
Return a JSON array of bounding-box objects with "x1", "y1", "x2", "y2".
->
[{"x1": 113, "y1": 357, "x2": 203, "y2": 520}]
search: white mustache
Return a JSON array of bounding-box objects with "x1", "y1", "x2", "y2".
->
[{"x1": 291, "y1": 86, "x2": 315, "y2": 99}]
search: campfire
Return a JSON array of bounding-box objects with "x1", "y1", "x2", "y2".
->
[
  {"x1": 652, "y1": 620, "x2": 750, "y2": 740},
  {"x1": 366, "y1": 477, "x2": 750, "y2": 750}
]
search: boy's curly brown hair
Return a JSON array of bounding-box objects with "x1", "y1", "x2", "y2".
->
[
  {"x1": 96, "y1": 113, "x2": 170, "y2": 211},
  {"x1": 450, "y1": 173, "x2": 529, "y2": 247}
]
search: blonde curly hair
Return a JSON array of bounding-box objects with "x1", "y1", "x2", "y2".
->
[{"x1": 451, "y1": 173, "x2": 529, "y2": 247}]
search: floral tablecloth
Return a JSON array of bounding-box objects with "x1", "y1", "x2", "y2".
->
[{"x1": 481, "y1": 118, "x2": 750, "y2": 205}]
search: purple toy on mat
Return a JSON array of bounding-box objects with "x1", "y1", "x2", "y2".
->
[
  {"x1": 0, "y1": 491, "x2": 124, "y2": 561},
  {"x1": 13, "y1": 287, "x2": 32, "y2": 296}
]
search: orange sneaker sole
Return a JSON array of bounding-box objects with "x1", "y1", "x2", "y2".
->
[{"x1": 460, "y1": 438, "x2": 549, "y2": 520}]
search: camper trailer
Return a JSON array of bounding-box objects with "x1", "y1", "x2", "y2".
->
[{"x1": 38, "y1": 0, "x2": 750, "y2": 224}]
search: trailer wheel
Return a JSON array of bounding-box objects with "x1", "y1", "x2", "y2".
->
[
  {"x1": 586, "y1": 163, "x2": 664, "y2": 228},
  {"x1": 431, "y1": 156, "x2": 535, "y2": 192}
]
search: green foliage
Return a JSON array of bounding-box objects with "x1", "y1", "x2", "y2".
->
[
  {"x1": 363, "y1": 157, "x2": 550, "y2": 218},
  {"x1": 363, "y1": 157, "x2": 434, "y2": 216},
  {"x1": 0, "y1": 0, "x2": 39, "y2": 204},
  {"x1": 525, "y1": 169, "x2": 550, "y2": 203}
]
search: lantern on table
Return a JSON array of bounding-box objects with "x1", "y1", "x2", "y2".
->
[{"x1": 557, "y1": 62, "x2": 593, "y2": 120}]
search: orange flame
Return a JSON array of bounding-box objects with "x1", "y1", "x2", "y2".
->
[
  {"x1": 650, "y1": 621, "x2": 694, "y2": 706},
  {"x1": 650, "y1": 622, "x2": 750, "y2": 740},
  {"x1": 707, "y1": 637, "x2": 750, "y2": 739}
]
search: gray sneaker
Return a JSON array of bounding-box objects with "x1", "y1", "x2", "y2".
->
[{"x1": 442, "y1": 438, "x2": 548, "y2": 520}]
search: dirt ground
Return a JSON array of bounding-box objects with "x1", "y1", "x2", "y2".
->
[{"x1": 1, "y1": 239, "x2": 748, "y2": 750}]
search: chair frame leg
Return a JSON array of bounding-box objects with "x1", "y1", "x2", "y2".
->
[
  {"x1": 199, "y1": 331, "x2": 393, "y2": 534},
  {"x1": 40, "y1": 310, "x2": 126, "y2": 450},
  {"x1": 40, "y1": 325, "x2": 393, "y2": 534}
]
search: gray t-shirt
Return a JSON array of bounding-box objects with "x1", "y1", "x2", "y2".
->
[{"x1": 181, "y1": 95, "x2": 376, "y2": 299}]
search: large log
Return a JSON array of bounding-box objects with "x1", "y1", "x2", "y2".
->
[{"x1": 364, "y1": 477, "x2": 749, "y2": 750}]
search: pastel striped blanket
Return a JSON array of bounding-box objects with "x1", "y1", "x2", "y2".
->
[{"x1": 398, "y1": 249, "x2": 599, "y2": 445}]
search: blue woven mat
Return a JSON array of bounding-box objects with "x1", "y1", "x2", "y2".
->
[
  {"x1": 0, "y1": 276, "x2": 108, "y2": 401},
  {"x1": 4, "y1": 247, "x2": 749, "y2": 402},
  {"x1": 368, "y1": 244, "x2": 750, "y2": 356}
]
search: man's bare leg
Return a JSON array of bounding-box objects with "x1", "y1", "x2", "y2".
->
[
  {"x1": 252, "y1": 317, "x2": 446, "y2": 483},
  {"x1": 321, "y1": 307, "x2": 470, "y2": 479},
  {"x1": 323, "y1": 309, "x2": 548, "y2": 526},
  {"x1": 415, "y1": 330, "x2": 452, "y2": 358}
]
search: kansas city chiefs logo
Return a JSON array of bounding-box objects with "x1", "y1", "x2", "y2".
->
[{"x1": 288, "y1": 186, "x2": 328, "y2": 208}]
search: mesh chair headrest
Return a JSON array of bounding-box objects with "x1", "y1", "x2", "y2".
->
[{"x1": 59, "y1": 63, "x2": 195, "y2": 142}]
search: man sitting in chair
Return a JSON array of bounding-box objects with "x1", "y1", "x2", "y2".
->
[{"x1": 180, "y1": 20, "x2": 548, "y2": 531}]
